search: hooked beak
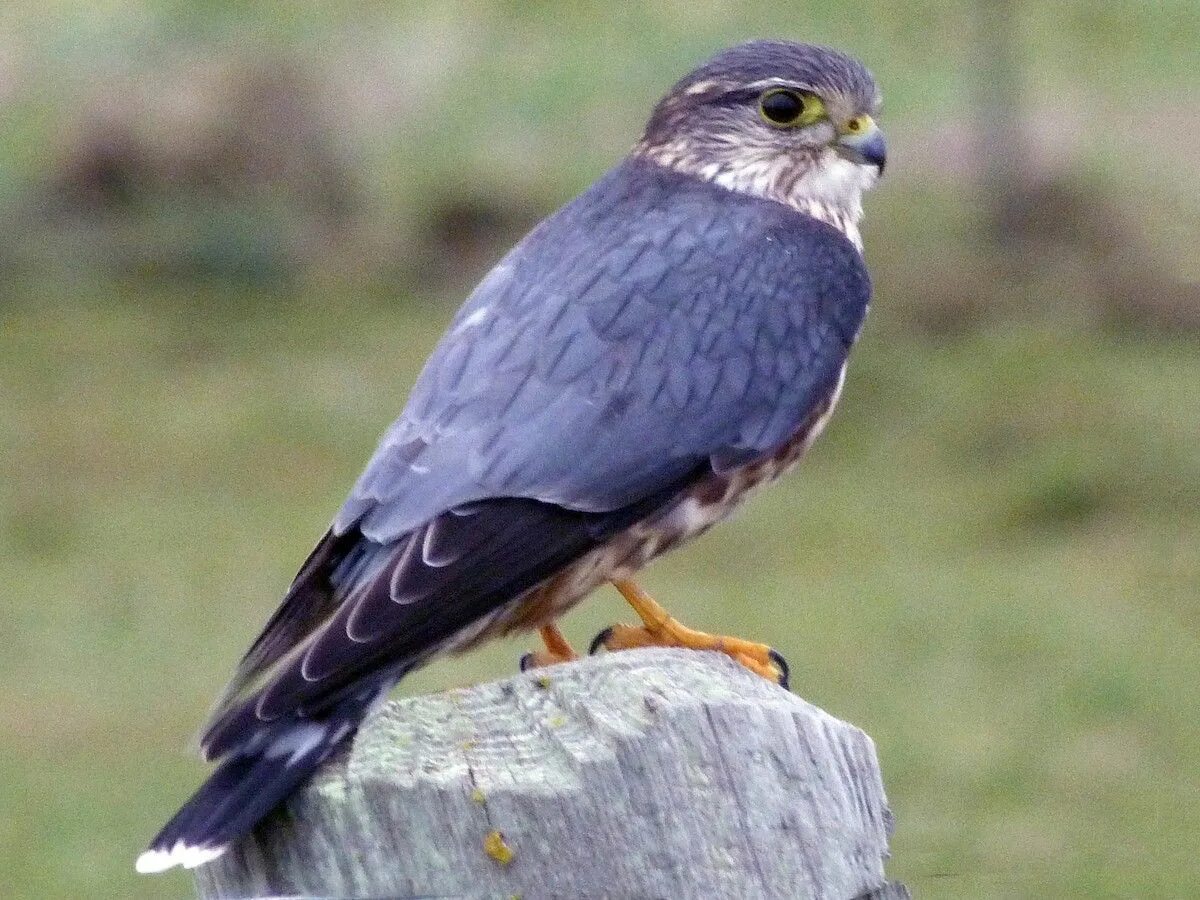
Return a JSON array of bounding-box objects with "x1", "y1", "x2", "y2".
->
[{"x1": 836, "y1": 115, "x2": 887, "y2": 174}]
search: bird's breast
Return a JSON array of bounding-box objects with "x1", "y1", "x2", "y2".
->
[
  {"x1": 669, "y1": 360, "x2": 848, "y2": 531},
  {"x1": 494, "y1": 363, "x2": 848, "y2": 637}
]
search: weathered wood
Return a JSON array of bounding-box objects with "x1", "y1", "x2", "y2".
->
[
  {"x1": 859, "y1": 884, "x2": 911, "y2": 900},
  {"x1": 196, "y1": 648, "x2": 900, "y2": 899}
]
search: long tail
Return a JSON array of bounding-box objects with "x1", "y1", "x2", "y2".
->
[
  {"x1": 137, "y1": 492, "x2": 663, "y2": 873},
  {"x1": 135, "y1": 698, "x2": 369, "y2": 873}
]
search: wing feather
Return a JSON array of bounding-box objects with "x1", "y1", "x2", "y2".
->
[
  {"x1": 204, "y1": 157, "x2": 870, "y2": 762},
  {"x1": 334, "y1": 158, "x2": 869, "y2": 542},
  {"x1": 200, "y1": 481, "x2": 691, "y2": 760}
]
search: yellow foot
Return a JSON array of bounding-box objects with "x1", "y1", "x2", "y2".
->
[
  {"x1": 519, "y1": 624, "x2": 579, "y2": 672},
  {"x1": 590, "y1": 579, "x2": 790, "y2": 689}
]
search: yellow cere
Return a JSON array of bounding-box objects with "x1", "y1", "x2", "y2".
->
[
  {"x1": 841, "y1": 114, "x2": 875, "y2": 136},
  {"x1": 484, "y1": 829, "x2": 516, "y2": 865}
]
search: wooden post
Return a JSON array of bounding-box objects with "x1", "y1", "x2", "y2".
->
[{"x1": 195, "y1": 648, "x2": 905, "y2": 899}]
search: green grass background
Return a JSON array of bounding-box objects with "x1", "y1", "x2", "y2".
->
[{"x1": 2, "y1": 2, "x2": 1198, "y2": 897}]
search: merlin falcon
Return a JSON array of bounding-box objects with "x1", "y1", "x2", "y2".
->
[{"x1": 138, "y1": 39, "x2": 885, "y2": 873}]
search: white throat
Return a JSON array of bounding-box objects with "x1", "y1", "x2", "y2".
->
[
  {"x1": 639, "y1": 142, "x2": 876, "y2": 251},
  {"x1": 782, "y1": 152, "x2": 876, "y2": 251}
]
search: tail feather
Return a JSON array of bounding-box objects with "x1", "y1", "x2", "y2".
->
[
  {"x1": 136, "y1": 713, "x2": 355, "y2": 874},
  {"x1": 138, "y1": 491, "x2": 689, "y2": 875}
]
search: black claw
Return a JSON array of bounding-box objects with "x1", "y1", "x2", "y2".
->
[
  {"x1": 588, "y1": 626, "x2": 614, "y2": 656},
  {"x1": 768, "y1": 648, "x2": 791, "y2": 691},
  {"x1": 518, "y1": 652, "x2": 534, "y2": 673}
]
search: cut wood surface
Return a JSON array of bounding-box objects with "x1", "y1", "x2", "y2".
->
[{"x1": 195, "y1": 647, "x2": 903, "y2": 899}]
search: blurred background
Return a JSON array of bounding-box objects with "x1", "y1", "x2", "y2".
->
[{"x1": 1, "y1": 1, "x2": 1197, "y2": 896}]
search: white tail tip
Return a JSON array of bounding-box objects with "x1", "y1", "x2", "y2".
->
[{"x1": 135, "y1": 840, "x2": 226, "y2": 874}]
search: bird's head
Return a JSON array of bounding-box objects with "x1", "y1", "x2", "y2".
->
[{"x1": 636, "y1": 40, "x2": 884, "y2": 246}]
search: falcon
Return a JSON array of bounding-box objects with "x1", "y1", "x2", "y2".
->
[{"x1": 138, "y1": 39, "x2": 885, "y2": 873}]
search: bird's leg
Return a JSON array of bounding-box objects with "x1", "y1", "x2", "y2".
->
[
  {"x1": 592, "y1": 578, "x2": 789, "y2": 688},
  {"x1": 518, "y1": 623, "x2": 579, "y2": 672}
]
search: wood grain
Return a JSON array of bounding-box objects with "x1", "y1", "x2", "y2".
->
[{"x1": 196, "y1": 647, "x2": 900, "y2": 899}]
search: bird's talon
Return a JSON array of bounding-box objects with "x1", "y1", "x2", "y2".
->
[
  {"x1": 520, "y1": 624, "x2": 579, "y2": 672},
  {"x1": 592, "y1": 618, "x2": 785, "y2": 689},
  {"x1": 588, "y1": 626, "x2": 615, "y2": 656},
  {"x1": 768, "y1": 647, "x2": 791, "y2": 690}
]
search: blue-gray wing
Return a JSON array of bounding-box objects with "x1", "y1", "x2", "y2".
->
[
  {"x1": 199, "y1": 158, "x2": 870, "y2": 753},
  {"x1": 337, "y1": 158, "x2": 870, "y2": 543}
]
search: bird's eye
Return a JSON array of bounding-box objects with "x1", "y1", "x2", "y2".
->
[{"x1": 758, "y1": 88, "x2": 824, "y2": 128}]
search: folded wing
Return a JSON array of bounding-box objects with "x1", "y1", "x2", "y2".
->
[{"x1": 204, "y1": 157, "x2": 870, "y2": 753}]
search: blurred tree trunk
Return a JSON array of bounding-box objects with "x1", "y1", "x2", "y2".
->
[{"x1": 972, "y1": 0, "x2": 1030, "y2": 250}]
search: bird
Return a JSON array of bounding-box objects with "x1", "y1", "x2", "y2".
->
[{"x1": 137, "y1": 38, "x2": 885, "y2": 874}]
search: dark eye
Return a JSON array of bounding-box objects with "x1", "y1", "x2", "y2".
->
[{"x1": 759, "y1": 88, "x2": 806, "y2": 126}]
